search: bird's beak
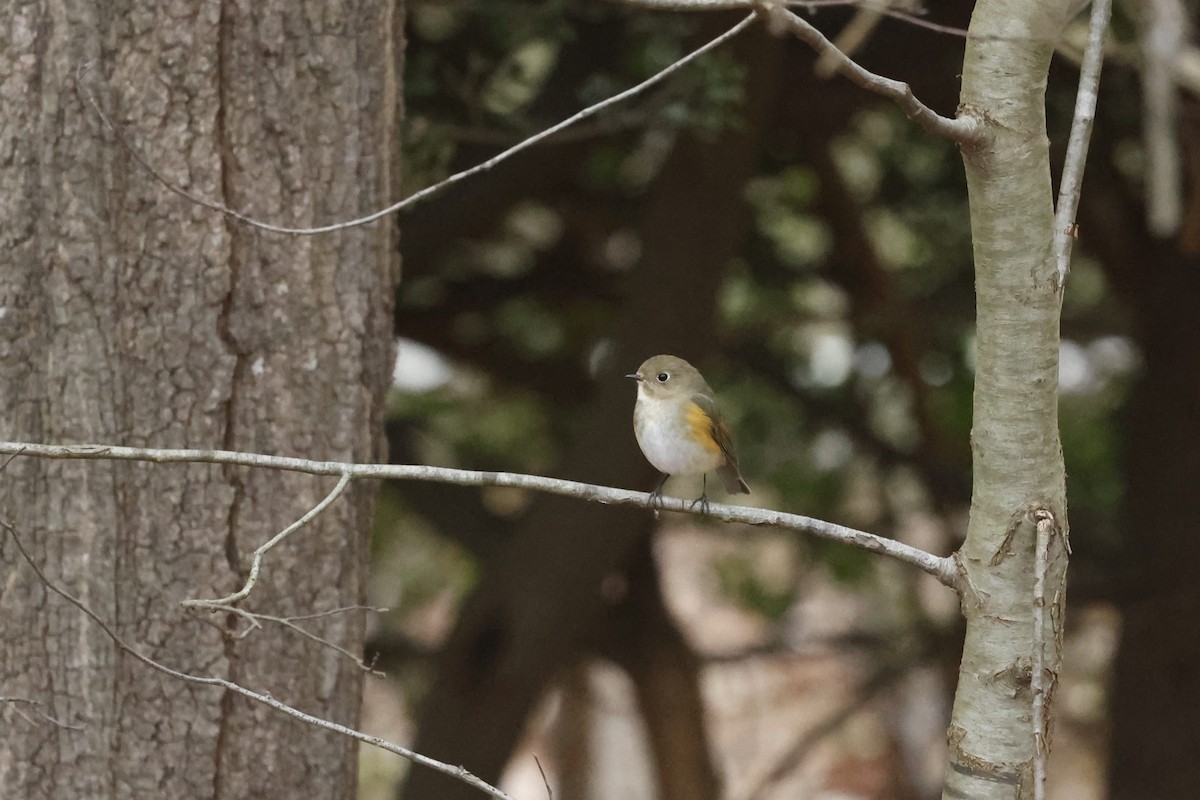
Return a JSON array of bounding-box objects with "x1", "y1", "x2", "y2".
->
[{"x1": 625, "y1": 373, "x2": 643, "y2": 382}]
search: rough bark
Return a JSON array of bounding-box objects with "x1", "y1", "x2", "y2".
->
[
  {"x1": 942, "y1": 1, "x2": 1072, "y2": 799},
  {"x1": 0, "y1": 2, "x2": 398, "y2": 798}
]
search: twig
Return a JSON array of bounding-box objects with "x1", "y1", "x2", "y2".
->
[
  {"x1": 180, "y1": 470, "x2": 352, "y2": 609},
  {"x1": 623, "y1": 0, "x2": 1065, "y2": 45},
  {"x1": 76, "y1": 15, "x2": 756, "y2": 237},
  {"x1": 286, "y1": 604, "x2": 389, "y2": 621},
  {"x1": 0, "y1": 696, "x2": 87, "y2": 730},
  {"x1": 1053, "y1": 0, "x2": 1112, "y2": 289},
  {"x1": 814, "y1": 5, "x2": 884, "y2": 78},
  {"x1": 194, "y1": 602, "x2": 385, "y2": 675},
  {"x1": 0, "y1": 440, "x2": 958, "y2": 588},
  {"x1": 533, "y1": 755, "x2": 554, "y2": 800},
  {"x1": 0, "y1": 519, "x2": 516, "y2": 800},
  {"x1": 753, "y1": 2, "x2": 982, "y2": 144},
  {"x1": 610, "y1": 0, "x2": 753, "y2": 8},
  {"x1": 1030, "y1": 509, "x2": 1052, "y2": 800},
  {"x1": 844, "y1": 2, "x2": 976, "y2": 40}
]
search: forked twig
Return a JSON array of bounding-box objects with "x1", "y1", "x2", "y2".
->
[
  {"x1": 754, "y1": 1, "x2": 983, "y2": 144},
  {"x1": 180, "y1": 471, "x2": 352, "y2": 609},
  {"x1": 1, "y1": 518, "x2": 516, "y2": 800}
]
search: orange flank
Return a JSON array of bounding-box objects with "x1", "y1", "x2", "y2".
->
[{"x1": 685, "y1": 402, "x2": 722, "y2": 455}]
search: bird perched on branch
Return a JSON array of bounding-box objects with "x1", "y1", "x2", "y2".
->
[{"x1": 627, "y1": 354, "x2": 750, "y2": 513}]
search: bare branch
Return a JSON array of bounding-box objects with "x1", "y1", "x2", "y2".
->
[
  {"x1": 814, "y1": 5, "x2": 884, "y2": 78},
  {"x1": 1054, "y1": 0, "x2": 1112, "y2": 288},
  {"x1": 610, "y1": 0, "x2": 752, "y2": 8},
  {"x1": 1, "y1": 519, "x2": 515, "y2": 800},
  {"x1": 753, "y1": 2, "x2": 984, "y2": 144},
  {"x1": 0, "y1": 696, "x2": 86, "y2": 730},
  {"x1": 287, "y1": 604, "x2": 389, "y2": 621},
  {"x1": 1031, "y1": 508, "x2": 1054, "y2": 800},
  {"x1": 195, "y1": 603, "x2": 386, "y2": 675},
  {"x1": 0, "y1": 440, "x2": 958, "y2": 588},
  {"x1": 533, "y1": 755, "x2": 554, "y2": 800},
  {"x1": 77, "y1": 15, "x2": 756, "y2": 237},
  {"x1": 180, "y1": 470, "x2": 352, "y2": 609}
]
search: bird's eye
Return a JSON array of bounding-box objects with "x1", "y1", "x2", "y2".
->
[{"x1": 656, "y1": 372, "x2": 669, "y2": 382}]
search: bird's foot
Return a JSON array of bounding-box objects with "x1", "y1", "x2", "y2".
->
[
  {"x1": 647, "y1": 475, "x2": 670, "y2": 519},
  {"x1": 647, "y1": 486, "x2": 665, "y2": 508},
  {"x1": 689, "y1": 493, "x2": 711, "y2": 515}
]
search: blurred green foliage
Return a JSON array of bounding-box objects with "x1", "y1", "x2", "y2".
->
[
  {"x1": 714, "y1": 551, "x2": 797, "y2": 621},
  {"x1": 381, "y1": 0, "x2": 1135, "y2": 645}
]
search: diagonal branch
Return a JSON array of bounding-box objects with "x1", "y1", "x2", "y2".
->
[
  {"x1": 753, "y1": 1, "x2": 984, "y2": 144},
  {"x1": 0, "y1": 696, "x2": 87, "y2": 730},
  {"x1": 0, "y1": 440, "x2": 958, "y2": 588},
  {"x1": 198, "y1": 603, "x2": 386, "y2": 675},
  {"x1": 76, "y1": 14, "x2": 756, "y2": 237},
  {"x1": 1054, "y1": 0, "x2": 1112, "y2": 288},
  {"x1": 180, "y1": 470, "x2": 352, "y2": 609},
  {"x1": 0, "y1": 518, "x2": 515, "y2": 800}
]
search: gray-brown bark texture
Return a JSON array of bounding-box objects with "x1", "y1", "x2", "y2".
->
[
  {"x1": 0, "y1": 2, "x2": 398, "y2": 798},
  {"x1": 943, "y1": 1, "x2": 1072, "y2": 798}
]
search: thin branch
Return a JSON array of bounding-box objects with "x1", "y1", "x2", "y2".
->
[
  {"x1": 197, "y1": 603, "x2": 385, "y2": 675},
  {"x1": 180, "y1": 470, "x2": 352, "y2": 609},
  {"x1": 1054, "y1": 0, "x2": 1112, "y2": 288},
  {"x1": 286, "y1": 604, "x2": 389, "y2": 622},
  {"x1": 623, "y1": 0, "x2": 1062, "y2": 44},
  {"x1": 847, "y1": 2, "x2": 976, "y2": 40},
  {"x1": 610, "y1": 0, "x2": 753, "y2": 8},
  {"x1": 533, "y1": 755, "x2": 554, "y2": 800},
  {"x1": 0, "y1": 440, "x2": 958, "y2": 588},
  {"x1": 0, "y1": 696, "x2": 86, "y2": 730},
  {"x1": 814, "y1": 5, "x2": 884, "y2": 78},
  {"x1": 76, "y1": 15, "x2": 756, "y2": 237},
  {"x1": 1030, "y1": 508, "x2": 1054, "y2": 800},
  {"x1": 0, "y1": 519, "x2": 515, "y2": 800},
  {"x1": 752, "y1": 2, "x2": 983, "y2": 144}
]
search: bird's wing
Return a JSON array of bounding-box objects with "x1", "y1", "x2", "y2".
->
[
  {"x1": 688, "y1": 393, "x2": 751, "y2": 494},
  {"x1": 687, "y1": 393, "x2": 735, "y2": 461}
]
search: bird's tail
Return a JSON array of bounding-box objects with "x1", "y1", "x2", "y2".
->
[{"x1": 717, "y1": 464, "x2": 751, "y2": 495}]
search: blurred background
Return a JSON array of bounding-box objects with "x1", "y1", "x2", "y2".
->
[{"x1": 360, "y1": 2, "x2": 1199, "y2": 799}]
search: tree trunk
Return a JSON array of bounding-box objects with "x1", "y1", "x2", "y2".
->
[
  {"x1": 0, "y1": 2, "x2": 398, "y2": 798},
  {"x1": 942, "y1": 1, "x2": 1072, "y2": 798}
]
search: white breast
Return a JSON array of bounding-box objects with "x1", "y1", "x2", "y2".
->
[{"x1": 634, "y1": 397, "x2": 723, "y2": 476}]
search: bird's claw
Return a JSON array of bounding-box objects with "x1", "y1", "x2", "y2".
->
[{"x1": 647, "y1": 486, "x2": 665, "y2": 519}]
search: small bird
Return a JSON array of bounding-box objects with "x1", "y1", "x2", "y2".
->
[{"x1": 627, "y1": 354, "x2": 750, "y2": 512}]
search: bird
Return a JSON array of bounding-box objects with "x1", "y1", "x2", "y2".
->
[{"x1": 626, "y1": 354, "x2": 750, "y2": 513}]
